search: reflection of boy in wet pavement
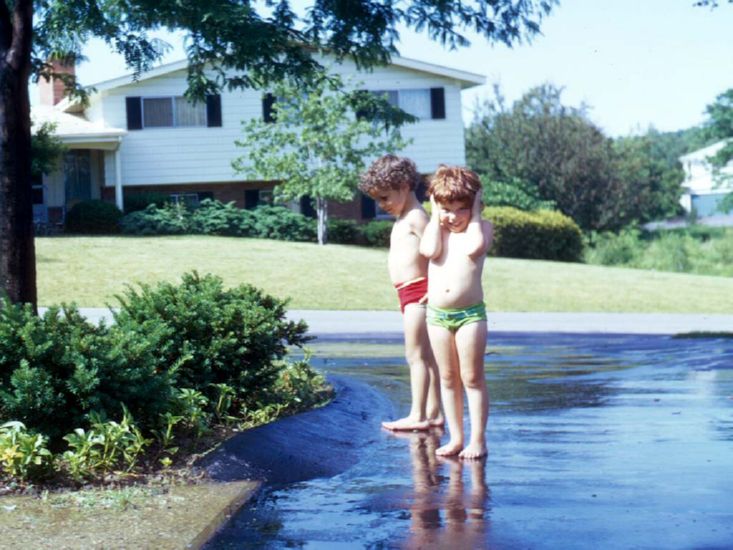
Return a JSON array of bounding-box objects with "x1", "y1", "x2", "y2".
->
[
  {"x1": 359, "y1": 155, "x2": 443, "y2": 431},
  {"x1": 392, "y1": 430, "x2": 489, "y2": 548},
  {"x1": 420, "y1": 166, "x2": 493, "y2": 459}
]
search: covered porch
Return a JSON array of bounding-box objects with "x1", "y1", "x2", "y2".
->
[{"x1": 32, "y1": 105, "x2": 126, "y2": 230}]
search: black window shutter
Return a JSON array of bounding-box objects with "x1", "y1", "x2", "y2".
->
[
  {"x1": 430, "y1": 87, "x2": 446, "y2": 120},
  {"x1": 206, "y1": 94, "x2": 222, "y2": 127},
  {"x1": 262, "y1": 93, "x2": 277, "y2": 123},
  {"x1": 126, "y1": 97, "x2": 142, "y2": 130},
  {"x1": 361, "y1": 195, "x2": 376, "y2": 219},
  {"x1": 244, "y1": 190, "x2": 260, "y2": 209}
]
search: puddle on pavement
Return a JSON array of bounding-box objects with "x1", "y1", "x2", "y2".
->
[{"x1": 205, "y1": 333, "x2": 733, "y2": 549}]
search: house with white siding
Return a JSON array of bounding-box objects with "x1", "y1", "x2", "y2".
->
[
  {"x1": 679, "y1": 140, "x2": 733, "y2": 217},
  {"x1": 32, "y1": 55, "x2": 484, "y2": 225}
]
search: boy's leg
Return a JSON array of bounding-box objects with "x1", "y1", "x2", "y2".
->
[
  {"x1": 427, "y1": 324, "x2": 464, "y2": 456},
  {"x1": 416, "y1": 307, "x2": 444, "y2": 426},
  {"x1": 454, "y1": 320, "x2": 489, "y2": 459},
  {"x1": 382, "y1": 304, "x2": 433, "y2": 431}
]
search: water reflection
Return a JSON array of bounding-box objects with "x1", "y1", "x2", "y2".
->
[{"x1": 388, "y1": 430, "x2": 491, "y2": 549}]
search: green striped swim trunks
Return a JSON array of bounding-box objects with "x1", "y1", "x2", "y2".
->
[{"x1": 426, "y1": 302, "x2": 487, "y2": 331}]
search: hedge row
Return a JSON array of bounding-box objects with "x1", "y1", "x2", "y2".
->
[
  {"x1": 484, "y1": 206, "x2": 583, "y2": 262},
  {"x1": 61, "y1": 200, "x2": 582, "y2": 261}
]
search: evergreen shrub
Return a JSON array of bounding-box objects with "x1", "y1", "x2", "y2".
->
[
  {"x1": 189, "y1": 199, "x2": 256, "y2": 236},
  {"x1": 249, "y1": 205, "x2": 316, "y2": 241},
  {"x1": 113, "y1": 272, "x2": 311, "y2": 406},
  {"x1": 327, "y1": 218, "x2": 361, "y2": 244},
  {"x1": 65, "y1": 200, "x2": 123, "y2": 234},
  {"x1": 120, "y1": 203, "x2": 191, "y2": 235},
  {"x1": 0, "y1": 299, "x2": 172, "y2": 443},
  {"x1": 484, "y1": 206, "x2": 583, "y2": 262},
  {"x1": 361, "y1": 220, "x2": 392, "y2": 247}
]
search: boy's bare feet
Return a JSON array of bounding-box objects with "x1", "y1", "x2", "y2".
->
[
  {"x1": 382, "y1": 416, "x2": 431, "y2": 431},
  {"x1": 458, "y1": 442, "x2": 487, "y2": 460},
  {"x1": 428, "y1": 414, "x2": 445, "y2": 428},
  {"x1": 436, "y1": 440, "x2": 463, "y2": 456}
]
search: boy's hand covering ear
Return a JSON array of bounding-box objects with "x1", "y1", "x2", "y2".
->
[{"x1": 472, "y1": 191, "x2": 482, "y2": 217}]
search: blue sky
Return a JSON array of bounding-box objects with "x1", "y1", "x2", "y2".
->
[{"x1": 70, "y1": 0, "x2": 733, "y2": 137}]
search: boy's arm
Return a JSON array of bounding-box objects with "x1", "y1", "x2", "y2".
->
[
  {"x1": 419, "y1": 195, "x2": 443, "y2": 259},
  {"x1": 464, "y1": 192, "x2": 488, "y2": 259}
]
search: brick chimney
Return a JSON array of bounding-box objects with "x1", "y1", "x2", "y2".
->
[{"x1": 38, "y1": 58, "x2": 75, "y2": 106}]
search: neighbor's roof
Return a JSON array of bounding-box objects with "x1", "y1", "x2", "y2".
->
[
  {"x1": 679, "y1": 139, "x2": 730, "y2": 163},
  {"x1": 76, "y1": 54, "x2": 486, "y2": 95},
  {"x1": 32, "y1": 104, "x2": 126, "y2": 143}
]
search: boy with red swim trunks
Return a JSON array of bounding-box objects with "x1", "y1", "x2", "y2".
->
[{"x1": 359, "y1": 154, "x2": 443, "y2": 431}]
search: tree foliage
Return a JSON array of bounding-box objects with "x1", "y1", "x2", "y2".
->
[
  {"x1": 30, "y1": 122, "x2": 66, "y2": 179},
  {"x1": 703, "y1": 88, "x2": 733, "y2": 169},
  {"x1": 467, "y1": 84, "x2": 625, "y2": 230},
  {"x1": 466, "y1": 84, "x2": 687, "y2": 230},
  {"x1": 233, "y1": 73, "x2": 411, "y2": 244}
]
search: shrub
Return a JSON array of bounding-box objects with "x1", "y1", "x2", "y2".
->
[
  {"x1": 584, "y1": 228, "x2": 644, "y2": 266},
  {"x1": 248, "y1": 205, "x2": 316, "y2": 242},
  {"x1": 65, "y1": 200, "x2": 123, "y2": 234},
  {"x1": 123, "y1": 192, "x2": 170, "y2": 214},
  {"x1": 61, "y1": 409, "x2": 150, "y2": 480},
  {"x1": 112, "y1": 272, "x2": 311, "y2": 407},
  {"x1": 120, "y1": 203, "x2": 191, "y2": 235},
  {"x1": 0, "y1": 299, "x2": 173, "y2": 443},
  {"x1": 484, "y1": 206, "x2": 583, "y2": 262},
  {"x1": 636, "y1": 233, "x2": 694, "y2": 273},
  {"x1": 327, "y1": 218, "x2": 361, "y2": 244},
  {"x1": 0, "y1": 421, "x2": 54, "y2": 481},
  {"x1": 189, "y1": 199, "x2": 256, "y2": 237},
  {"x1": 361, "y1": 220, "x2": 392, "y2": 247}
]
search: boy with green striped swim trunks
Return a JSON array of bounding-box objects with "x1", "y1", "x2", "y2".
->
[{"x1": 419, "y1": 165, "x2": 494, "y2": 460}]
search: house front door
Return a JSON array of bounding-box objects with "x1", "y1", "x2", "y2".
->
[{"x1": 64, "y1": 150, "x2": 92, "y2": 208}]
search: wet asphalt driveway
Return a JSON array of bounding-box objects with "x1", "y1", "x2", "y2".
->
[{"x1": 203, "y1": 332, "x2": 733, "y2": 549}]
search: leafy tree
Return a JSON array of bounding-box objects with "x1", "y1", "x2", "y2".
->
[
  {"x1": 234, "y1": 74, "x2": 411, "y2": 244},
  {"x1": 467, "y1": 85, "x2": 696, "y2": 229},
  {"x1": 31, "y1": 122, "x2": 66, "y2": 179},
  {"x1": 701, "y1": 88, "x2": 733, "y2": 212},
  {"x1": 612, "y1": 130, "x2": 686, "y2": 222},
  {"x1": 1, "y1": 0, "x2": 556, "y2": 308},
  {"x1": 467, "y1": 84, "x2": 629, "y2": 230}
]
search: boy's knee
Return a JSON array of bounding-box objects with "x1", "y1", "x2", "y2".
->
[
  {"x1": 440, "y1": 372, "x2": 459, "y2": 388},
  {"x1": 461, "y1": 370, "x2": 485, "y2": 389}
]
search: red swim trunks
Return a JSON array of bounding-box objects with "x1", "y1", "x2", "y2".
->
[{"x1": 394, "y1": 277, "x2": 428, "y2": 313}]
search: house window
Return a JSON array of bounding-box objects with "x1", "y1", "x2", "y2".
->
[
  {"x1": 143, "y1": 97, "x2": 206, "y2": 128},
  {"x1": 244, "y1": 189, "x2": 274, "y2": 209},
  {"x1": 126, "y1": 95, "x2": 222, "y2": 130},
  {"x1": 397, "y1": 89, "x2": 431, "y2": 119},
  {"x1": 31, "y1": 174, "x2": 44, "y2": 205},
  {"x1": 170, "y1": 191, "x2": 213, "y2": 209},
  {"x1": 366, "y1": 88, "x2": 445, "y2": 120}
]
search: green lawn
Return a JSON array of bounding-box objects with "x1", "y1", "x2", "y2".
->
[{"x1": 36, "y1": 235, "x2": 733, "y2": 312}]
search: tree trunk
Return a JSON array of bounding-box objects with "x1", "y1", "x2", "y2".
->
[
  {"x1": 0, "y1": 0, "x2": 37, "y2": 309},
  {"x1": 316, "y1": 197, "x2": 328, "y2": 245}
]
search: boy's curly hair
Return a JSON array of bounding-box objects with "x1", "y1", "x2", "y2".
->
[
  {"x1": 428, "y1": 165, "x2": 482, "y2": 207},
  {"x1": 359, "y1": 154, "x2": 421, "y2": 194}
]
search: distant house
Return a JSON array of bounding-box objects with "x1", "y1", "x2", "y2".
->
[
  {"x1": 32, "y1": 55, "x2": 484, "y2": 225},
  {"x1": 679, "y1": 140, "x2": 733, "y2": 217}
]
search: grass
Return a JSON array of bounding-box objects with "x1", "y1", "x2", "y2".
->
[{"x1": 36, "y1": 235, "x2": 733, "y2": 313}]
